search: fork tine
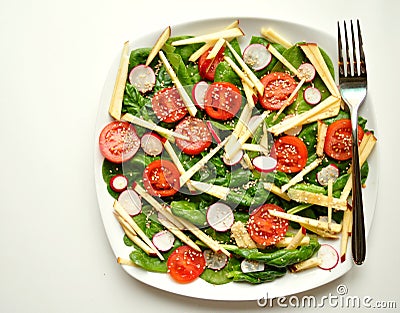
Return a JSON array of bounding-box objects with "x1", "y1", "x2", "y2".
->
[
  {"x1": 343, "y1": 21, "x2": 351, "y2": 77},
  {"x1": 357, "y1": 20, "x2": 367, "y2": 77},
  {"x1": 350, "y1": 20, "x2": 357, "y2": 76},
  {"x1": 337, "y1": 21, "x2": 345, "y2": 77}
]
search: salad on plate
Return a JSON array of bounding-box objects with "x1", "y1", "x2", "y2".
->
[{"x1": 97, "y1": 19, "x2": 377, "y2": 287}]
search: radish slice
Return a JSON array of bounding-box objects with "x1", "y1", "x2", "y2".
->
[
  {"x1": 240, "y1": 259, "x2": 265, "y2": 273},
  {"x1": 152, "y1": 230, "x2": 175, "y2": 252},
  {"x1": 206, "y1": 203, "x2": 234, "y2": 232},
  {"x1": 298, "y1": 63, "x2": 316, "y2": 82},
  {"x1": 192, "y1": 81, "x2": 209, "y2": 109},
  {"x1": 317, "y1": 244, "x2": 339, "y2": 270},
  {"x1": 316, "y1": 164, "x2": 339, "y2": 186},
  {"x1": 303, "y1": 86, "x2": 322, "y2": 105},
  {"x1": 243, "y1": 44, "x2": 272, "y2": 71},
  {"x1": 128, "y1": 65, "x2": 156, "y2": 93},
  {"x1": 117, "y1": 189, "x2": 142, "y2": 216},
  {"x1": 283, "y1": 114, "x2": 302, "y2": 136},
  {"x1": 223, "y1": 149, "x2": 243, "y2": 166},
  {"x1": 110, "y1": 174, "x2": 128, "y2": 193},
  {"x1": 203, "y1": 250, "x2": 228, "y2": 270},
  {"x1": 252, "y1": 155, "x2": 277, "y2": 173},
  {"x1": 140, "y1": 132, "x2": 164, "y2": 156},
  {"x1": 206, "y1": 121, "x2": 221, "y2": 144}
]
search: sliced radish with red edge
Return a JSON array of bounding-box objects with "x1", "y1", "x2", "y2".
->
[
  {"x1": 317, "y1": 244, "x2": 339, "y2": 270},
  {"x1": 304, "y1": 86, "x2": 322, "y2": 105},
  {"x1": 192, "y1": 81, "x2": 209, "y2": 109},
  {"x1": 243, "y1": 44, "x2": 272, "y2": 71},
  {"x1": 152, "y1": 230, "x2": 175, "y2": 252},
  {"x1": 203, "y1": 249, "x2": 228, "y2": 270},
  {"x1": 223, "y1": 149, "x2": 243, "y2": 166},
  {"x1": 110, "y1": 174, "x2": 128, "y2": 193},
  {"x1": 128, "y1": 65, "x2": 156, "y2": 93},
  {"x1": 141, "y1": 132, "x2": 164, "y2": 156},
  {"x1": 298, "y1": 63, "x2": 316, "y2": 82},
  {"x1": 206, "y1": 121, "x2": 221, "y2": 144},
  {"x1": 252, "y1": 155, "x2": 277, "y2": 173},
  {"x1": 240, "y1": 259, "x2": 265, "y2": 273},
  {"x1": 117, "y1": 189, "x2": 142, "y2": 216},
  {"x1": 206, "y1": 202, "x2": 234, "y2": 232},
  {"x1": 316, "y1": 164, "x2": 339, "y2": 186}
]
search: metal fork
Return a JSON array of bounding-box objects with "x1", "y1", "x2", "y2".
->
[{"x1": 337, "y1": 20, "x2": 368, "y2": 265}]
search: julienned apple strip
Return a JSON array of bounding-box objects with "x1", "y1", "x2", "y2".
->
[
  {"x1": 133, "y1": 185, "x2": 230, "y2": 257},
  {"x1": 121, "y1": 113, "x2": 189, "y2": 141},
  {"x1": 268, "y1": 209, "x2": 342, "y2": 234},
  {"x1": 133, "y1": 184, "x2": 201, "y2": 252},
  {"x1": 158, "y1": 51, "x2": 197, "y2": 117},
  {"x1": 113, "y1": 200, "x2": 165, "y2": 260},
  {"x1": 339, "y1": 132, "x2": 377, "y2": 201},
  {"x1": 225, "y1": 41, "x2": 264, "y2": 95},
  {"x1": 162, "y1": 140, "x2": 197, "y2": 193},
  {"x1": 188, "y1": 20, "x2": 240, "y2": 62},
  {"x1": 145, "y1": 26, "x2": 171, "y2": 66},
  {"x1": 171, "y1": 27, "x2": 244, "y2": 46},
  {"x1": 113, "y1": 212, "x2": 156, "y2": 257},
  {"x1": 179, "y1": 136, "x2": 230, "y2": 186},
  {"x1": 108, "y1": 41, "x2": 130, "y2": 120},
  {"x1": 261, "y1": 27, "x2": 293, "y2": 49}
]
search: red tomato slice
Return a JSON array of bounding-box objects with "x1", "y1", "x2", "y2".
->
[
  {"x1": 151, "y1": 87, "x2": 188, "y2": 123},
  {"x1": 204, "y1": 82, "x2": 242, "y2": 120},
  {"x1": 272, "y1": 135, "x2": 308, "y2": 173},
  {"x1": 324, "y1": 119, "x2": 364, "y2": 161},
  {"x1": 259, "y1": 72, "x2": 298, "y2": 111},
  {"x1": 174, "y1": 117, "x2": 212, "y2": 155},
  {"x1": 142, "y1": 160, "x2": 180, "y2": 197},
  {"x1": 198, "y1": 47, "x2": 225, "y2": 81},
  {"x1": 247, "y1": 204, "x2": 288, "y2": 247},
  {"x1": 99, "y1": 121, "x2": 140, "y2": 163},
  {"x1": 167, "y1": 245, "x2": 206, "y2": 283}
]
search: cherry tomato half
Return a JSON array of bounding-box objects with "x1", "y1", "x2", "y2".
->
[
  {"x1": 247, "y1": 204, "x2": 288, "y2": 247},
  {"x1": 204, "y1": 82, "x2": 242, "y2": 120},
  {"x1": 151, "y1": 87, "x2": 188, "y2": 123},
  {"x1": 198, "y1": 47, "x2": 225, "y2": 81},
  {"x1": 324, "y1": 119, "x2": 364, "y2": 161},
  {"x1": 142, "y1": 160, "x2": 180, "y2": 197},
  {"x1": 167, "y1": 245, "x2": 206, "y2": 283},
  {"x1": 272, "y1": 135, "x2": 308, "y2": 173},
  {"x1": 259, "y1": 72, "x2": 298, "y2": 111},
  {"x1": 99, "y1": 121, "x2": 140, "y2": 163},
  {"x1": 175, "y1": 117, "x2": 212, "y2": 155}
]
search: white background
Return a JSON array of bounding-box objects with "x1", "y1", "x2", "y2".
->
[{"x1": 1, "y1": 0, "x2": 399, "y2": 312}]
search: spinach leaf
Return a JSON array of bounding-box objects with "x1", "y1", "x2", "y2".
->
[
  {"x1": 170, "y1": 201, "x2": 207, "y2": 227},
  {"x1": 227, "y1": 237, "x2": 320, "y2": 267},
  {"x1": 227, "y1": 266, "x2": 286, "y2": 284},
  {"x1": 200, "y1": 257, "x2": 241, "y2": 285}
]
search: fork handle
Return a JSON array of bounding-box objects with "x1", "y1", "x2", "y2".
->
[{"x1": 351, "y1": 115, "x2": 366, "y2": 265}]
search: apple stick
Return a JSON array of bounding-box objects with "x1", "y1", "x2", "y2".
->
[
  {"x1": 146, "y1": 26, "x2": 171, "y2": 66},
  {"x1": 158, "y1": 51, "x2": 197, "y2": 117},
  {"x1": 171, "y1": 27, "x2": 244, "y2": 46},
  {"x1": 121, "y1": 113, "x2": 189, "y2": 141},
  {"x1": 261, "y1": 28, "x2": 292, "y2": 49},
  {"x1": 285, "y1": 227, "x2": 307, "y2": 250},
  {"x1": 109, "y1": 41, "x2": 130, "y2": 120},
  {"x1": 225, "y1": 41, "x2": 264, "y2": 95},
  {"x1": 189, "y1": 20, "x2": 239, "y2": 62},
  {"x1": 113, "y1": 200, "x2": 164, "y2": 260},
  {"x1": 117, "y1": 257, "x2": 137, "y2": 267},
  {"x1": 268, "y1": 209, "x2": 342, "y2": 233},
  {"x1": 133, "y1": 184, "x2": 201, "y2": 252}
]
